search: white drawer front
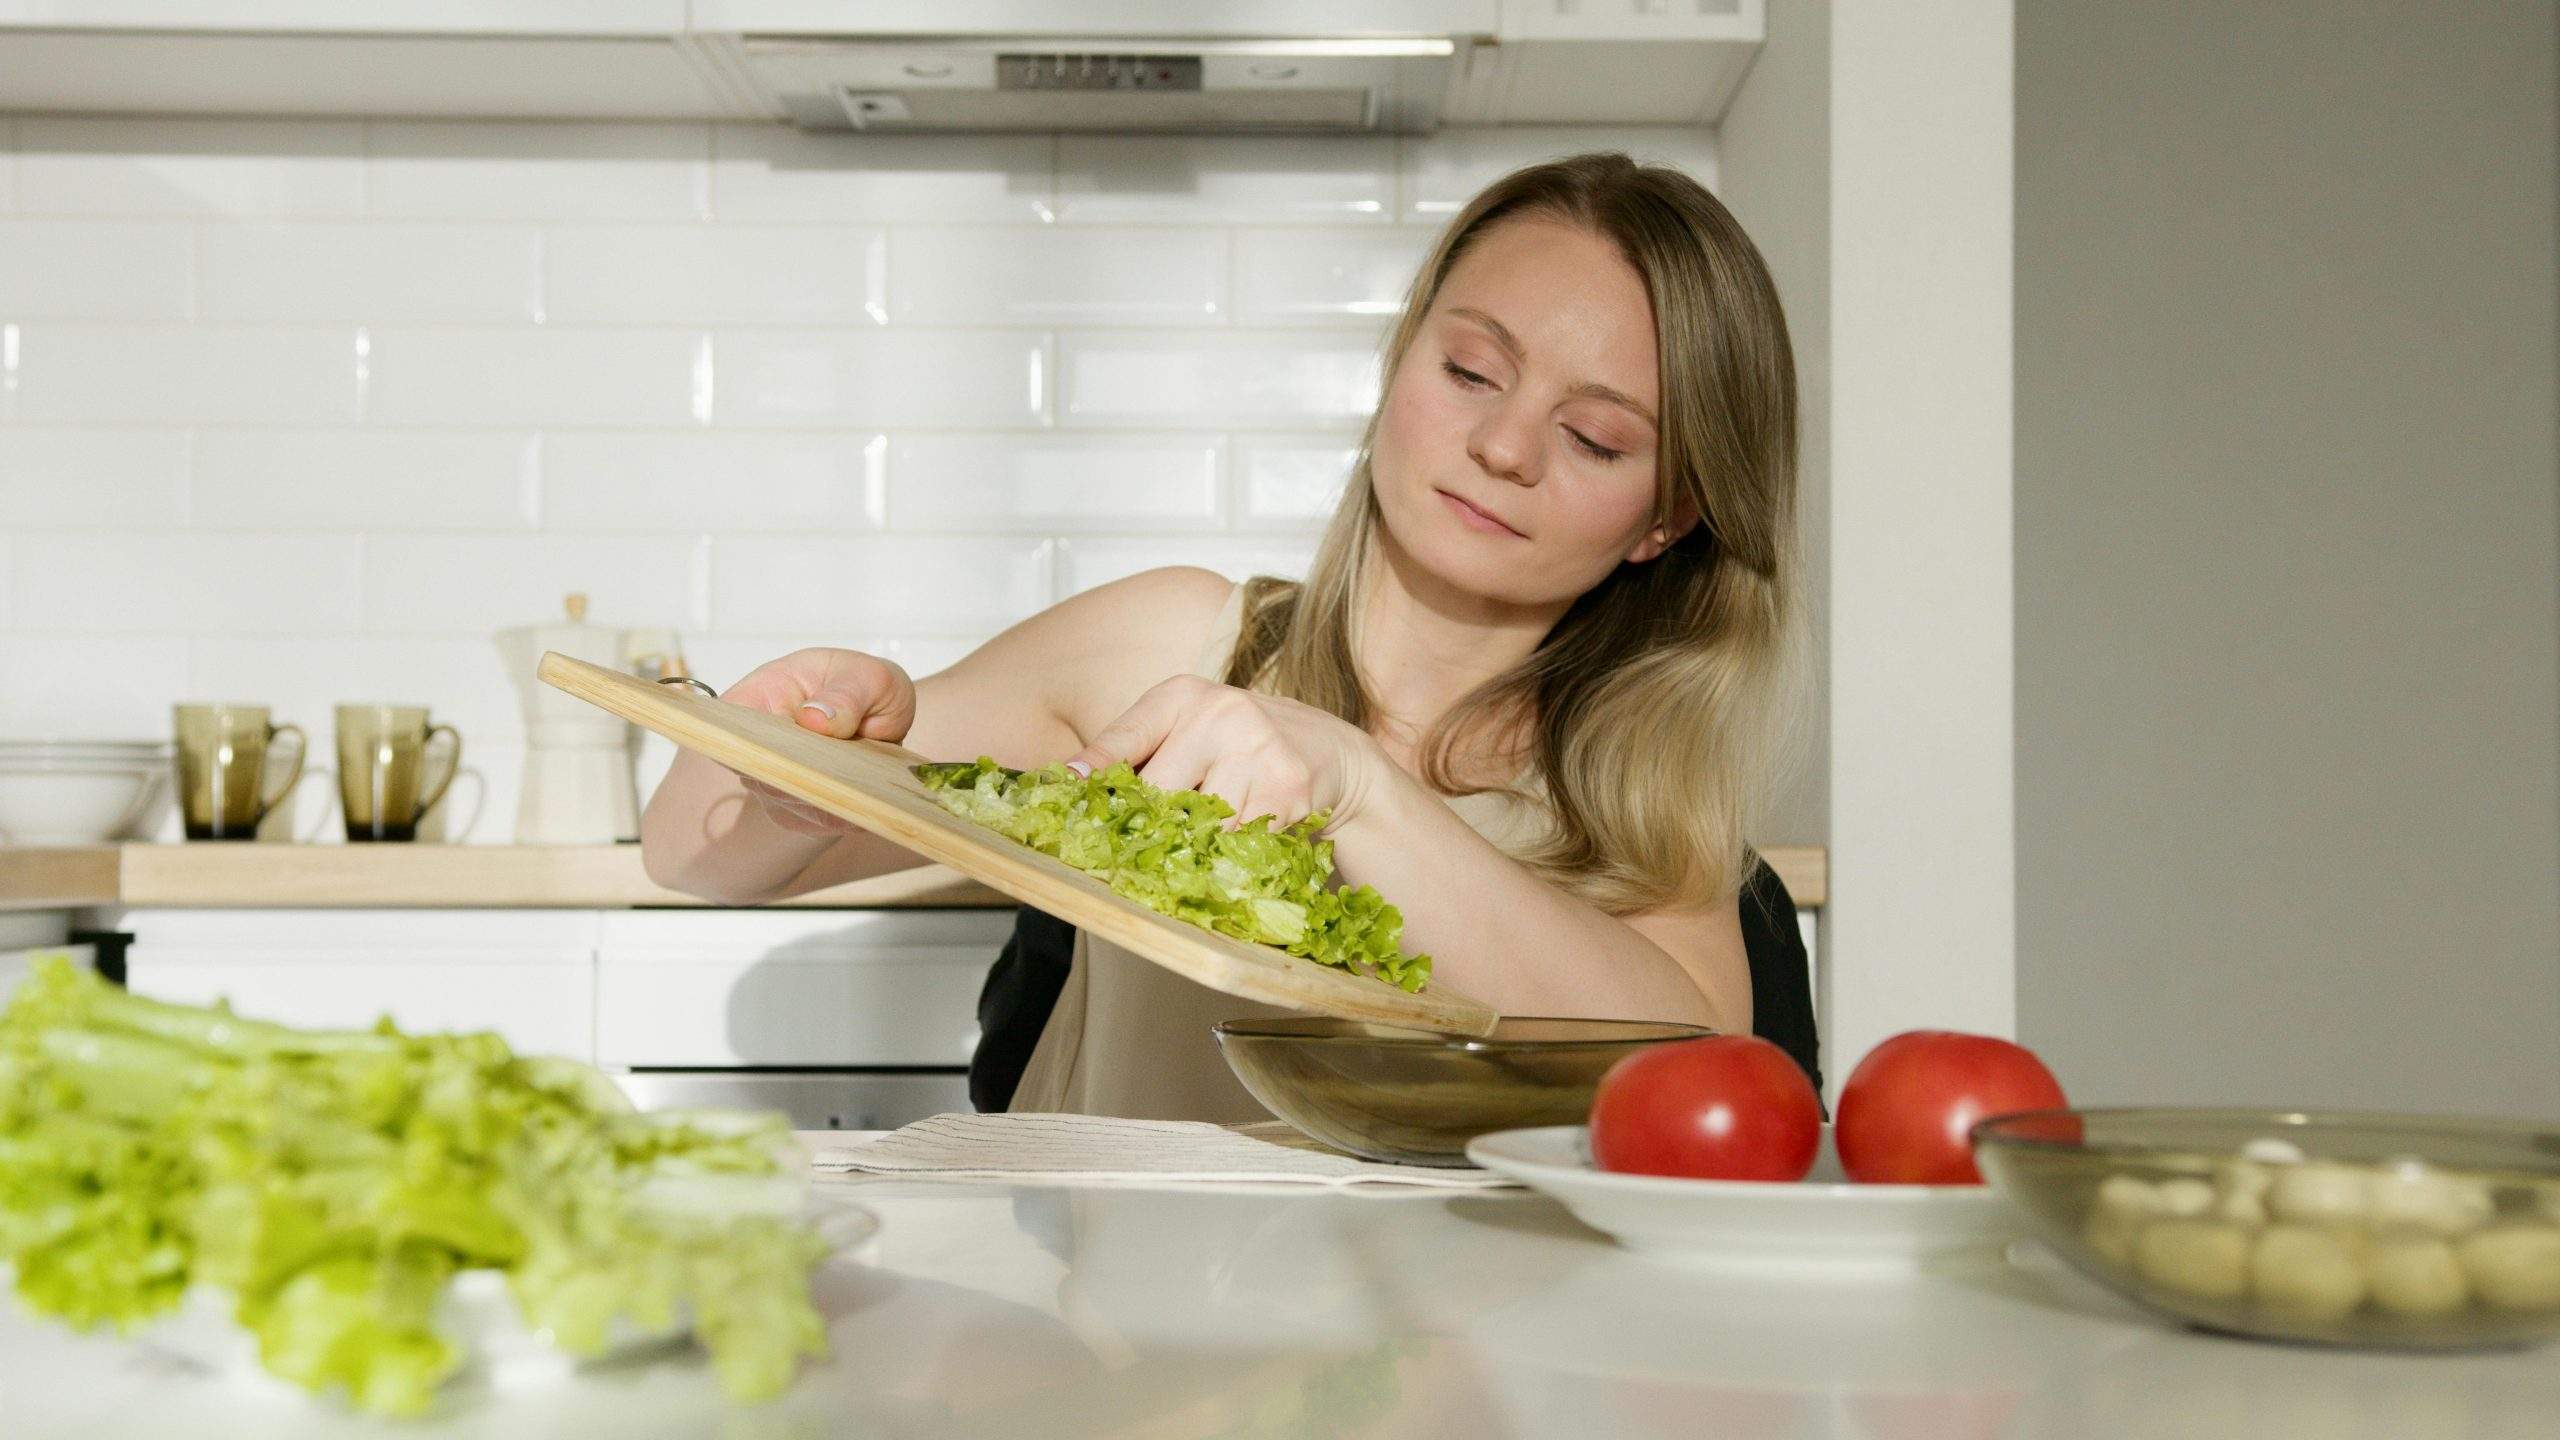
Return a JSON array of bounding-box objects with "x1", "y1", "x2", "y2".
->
[
  {"x1": 119, "y1": 908, "x2": 598, "y2": 1062},
  {"x1": 596, "y1": 908, "x2": 1010, "y2": 1068},
  {"x1": 125, "y1": 953, "x2": 594, "y2": 1063}
]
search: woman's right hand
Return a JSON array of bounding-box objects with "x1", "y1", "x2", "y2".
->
[{"x1": 717, "y1": 647, "x2": 917, "y2": 836}]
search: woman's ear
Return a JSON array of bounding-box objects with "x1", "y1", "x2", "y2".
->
[{"x1": 1626, "y1": 498, "x2": 1702, "y2": 564}]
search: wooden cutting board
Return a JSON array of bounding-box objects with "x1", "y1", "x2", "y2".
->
[{"x1": 540, "y1": 653, "x2": 1498, "y2": 1036}]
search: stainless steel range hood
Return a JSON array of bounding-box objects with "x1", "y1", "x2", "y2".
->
[{"x1": 734, "y1": 36, "x2": 1459, "y2": 134}]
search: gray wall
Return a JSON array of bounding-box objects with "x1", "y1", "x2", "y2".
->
[
  {"x1": 2016, "y1": 2, "x2": 2560, "y2": 1114},
  {"x1": 1718, "y1": 0, "x2": 1831, "y2": 851}
]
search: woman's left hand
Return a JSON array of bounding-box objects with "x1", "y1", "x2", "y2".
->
[{"x1": 1060, "y1": 676, "x2": 1384, "y2": 832}]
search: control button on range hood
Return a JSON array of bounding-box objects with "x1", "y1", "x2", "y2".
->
[{"x1": 745, "y1": 37, "x2": 1457, "y2": 134}]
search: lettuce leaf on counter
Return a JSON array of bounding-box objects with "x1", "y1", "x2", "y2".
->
[
  {"x1": 914, "y1": 757, "x2": 1432, "y2": 993},
  {"x1": 0, "y1": 956, "x2": 828, "y2": 1419}
]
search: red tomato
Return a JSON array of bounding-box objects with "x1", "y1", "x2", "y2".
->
[
  {"x1": 1834, "y1": 1030, "x2": 2068, "y2": 1185},
  {"x1": 1588, "y1": 1035, "x2": 1822, "y2": 1182}
]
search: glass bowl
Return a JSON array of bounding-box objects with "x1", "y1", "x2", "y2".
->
[
  {"x1": 1972, "y1": 1107, "x2": 2560, "y2": 1350},
  {"x1": 1211, "y1": 1015, "x2": 1711, "y2": 1165}
]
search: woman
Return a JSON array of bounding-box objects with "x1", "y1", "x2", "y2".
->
[{"x1": 642, "y1": 151, "x2": 1807, "y2": 1123}]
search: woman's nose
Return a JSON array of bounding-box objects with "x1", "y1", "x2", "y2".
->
[{"x1": 1466, "y1": 401, "x2": 1545, "y2": 486}]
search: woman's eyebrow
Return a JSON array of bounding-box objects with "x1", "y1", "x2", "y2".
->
[{"x1": 1446, "y1": 305, "x2": 1657, "y2": 429}]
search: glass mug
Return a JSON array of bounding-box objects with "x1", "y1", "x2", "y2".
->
[
  {"x1": 334, "y1": 705, "x2": 462, "y2": 843},
  {"x1": 172, "y1": 704, "x2": 306, "y2": 842}
]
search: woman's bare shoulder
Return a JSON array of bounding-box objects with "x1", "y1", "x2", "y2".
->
[{"x1": 906, "y1": 566, "x2": 1238, "y2": 764}]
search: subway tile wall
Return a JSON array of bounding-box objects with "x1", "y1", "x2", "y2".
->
[{"x1": 0, "y1": 118, "x2": 1715, "y2": 843}]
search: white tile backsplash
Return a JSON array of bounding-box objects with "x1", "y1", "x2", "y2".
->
[
  {"x1": 367, "y1": 326, "x2": 707, "y2": 426},
  {"x1": 11, "y1": 533, "x2": 362, "y2": 634},
  {"x1": 544, "y1": 431, "x2": 884, "y2": 531},
  {"x1": 0, "y1": 223, "x2": 193, "y2": 319},
  {"x1": 0, "y1": 634, "x2": 191, "y2": 740},
  {"x1": 1059, "y1": 331, "x2": 1381, "y2": 428},
  {"x1": 709, "y1": 126, "x2": 1053, "y2": 224},
  {"x1": 363, "y1": 534, "x2": 708, "y2": 635},
  {"x1": 16, "y1": 118, "x2": 365, "y2": 218},
  {"x1": 1399, "y1": 126, "x2": 1720, "y2": 220},
  {"x1": 200, "y1": 224, "x2": 542, "y2": 322},
  {"x1": 1056, "y1": 136, "x2": 1395, "y2": 224},
  {"x1": 0, "y1": 119, "x2": 1719, "y2": 774},
  {"x1": 193, "y1": 430, "x2": 535, "y2": 530},
  {"x1": 187, "y1": 635, "x2": 519, "y2": 749},
  {"x1": 890, "y1": 227, "x2": 1224, "y2": 326},
  {"x1": 716, "y1": 329, "x2": 1047, "y2": 429},
  {"x1": 712, "y1": 536, "x2": 1052, "y2": 635},
  {"x1": 546, "y1": 225, "x2": 886, "y2": 325},
  {"x1": 366, "y1": 122, "x2": 709, "y2": 220},
  {"x1": 11, "y1": 323, "x2": 361, "y2": 425},
  {"x1": 1056, "y1": 538, "x2": 1318, "y2": 598},
  {"x1": 677, "y1": 633, "x2": 903, "y2": 694},
  {"x1": 686, "y1": 633, "x2": 988, "y2": 689},
  {"x1": 891, "y1": 434, "x2": 1224, "y2": 533},
  {"x1": 1234, "y1": 229, "x2": 1434, "y2": 325},
  {"x1": 0, "y1": 430, "x2": 189, "y2": 527},
  {"x1": 1234, "y1": 436, "x2": 1361, "y2": 529}
]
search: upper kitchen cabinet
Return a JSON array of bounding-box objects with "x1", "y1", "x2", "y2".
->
[
  {"x1": 0, "y1": 0, "x2": 1763, "y2": 127},
  {"x1": 0, "y1": 1, "x2": 753, "y2": 120}
]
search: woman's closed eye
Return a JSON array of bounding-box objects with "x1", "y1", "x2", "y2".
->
[
  {"x1": 1443, "y1": 359, "x2": 1628, "y2": 464},
  {"x1": 1565, "y1": 428, "x2": 1626, "y2": 463}
]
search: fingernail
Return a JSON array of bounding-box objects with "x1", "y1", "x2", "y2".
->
[
  {"x1": 1064, "y1": 759, "x2": 1091, "y2": 778},
  {"x1": 799, "y1": 701, "x2": 838, "y2": 721}
]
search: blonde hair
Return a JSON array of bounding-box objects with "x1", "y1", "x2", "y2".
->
[{"x1": 1225, "y1": 151, "x2": 1806, "y2": 913}]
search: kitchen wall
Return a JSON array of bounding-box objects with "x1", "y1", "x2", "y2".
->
[
  {"x1": 2015, "y1": 0, "x2": 2560, "y2": 1114},
  {"x1": 0, "y1": 118, "x2": 1732, "y2": 845}
]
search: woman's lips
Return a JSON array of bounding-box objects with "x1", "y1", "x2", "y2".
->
[{"x1": 1437, "y1": 489, "x2": 1526, "y2": 538}]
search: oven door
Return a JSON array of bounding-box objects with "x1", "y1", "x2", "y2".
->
[{"x1": 612, "y1": 1069, "x2": 972, "y2": 1132}]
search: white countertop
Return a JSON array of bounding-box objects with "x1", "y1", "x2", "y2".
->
[{"x1": 6, "y1": 1132, "x2": 2557, "y2": 1439}]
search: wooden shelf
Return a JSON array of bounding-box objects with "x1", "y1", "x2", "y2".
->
[
  {"x1": 2, "y1": 843, "x2": 1825, "y2": 911},
  {"x1": 2, "y1": 845, "x2": 1007, "y2": 910}
]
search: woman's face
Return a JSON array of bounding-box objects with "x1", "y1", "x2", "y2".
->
[{"x1": 1369, "y1": 215, "x2": 1672, "y2": 610}]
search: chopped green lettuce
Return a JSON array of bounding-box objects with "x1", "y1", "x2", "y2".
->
[
  {"x1": 914, "y1": 757, "x2": 1432, "y2": 993},
  {"x1": 0, "y1": 956, "x2": 827, "y2": 1418}
]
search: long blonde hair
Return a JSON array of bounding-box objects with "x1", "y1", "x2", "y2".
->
[{"x1": 1224, "y1": 151, "x2": 1805, "y2": 913}]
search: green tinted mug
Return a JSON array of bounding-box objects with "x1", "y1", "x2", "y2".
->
[
  {"x1": 172, "y1": 704, "x2": 306, "y2": 842},
  {"x1": 334, "y1": 704, "x2": 462, "y2": 843}
]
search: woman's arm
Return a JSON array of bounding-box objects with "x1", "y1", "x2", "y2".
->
[
  {"x1": 1059, "y1": 674, "x2": 1752, "y2": 1031},
  {"x1": 1333, "y1": 768, "x2": 1752, "y2": 1032},
  {"x1": 641, "y1": 567, "x2": 1234, "y2": 906}
]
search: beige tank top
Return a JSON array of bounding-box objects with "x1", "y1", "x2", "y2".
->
[{"x1": 1007, "y1": 582, "x2": 1552, "y2": 1123}]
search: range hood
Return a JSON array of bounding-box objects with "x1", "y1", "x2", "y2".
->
[
  {"x1": 732, "y1": 36, "x2": 1457, "y2": 134},
  {"x1": 688, "y1": 1, "x2": 1769, "y2": 134}
]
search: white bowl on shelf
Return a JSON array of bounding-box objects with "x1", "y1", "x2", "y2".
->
[{"x1": 0, "y1": 762, "x2": 169, "y2": 845}]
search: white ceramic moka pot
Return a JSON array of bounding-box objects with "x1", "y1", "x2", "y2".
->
[{"x1": 494, "y1": 593, "x2": 681, "y2": 844}]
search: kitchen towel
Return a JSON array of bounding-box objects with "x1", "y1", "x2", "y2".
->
[{"x1": 806, "y1": 1112, "x2": 1521, "y2": 1190}]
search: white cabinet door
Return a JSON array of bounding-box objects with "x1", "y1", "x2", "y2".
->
[
  {"x1": 0, "y1": 3, "x2": 682, "y2": 36},
  {"x1": 595, "y1": 909, "x2": 1009, "y2": 1068},
  {"x1": 121, "y1": 909, "x2": 598, "y2": 1063},
  {"x1": 0, "y1": 4, "x2": 747, "y2": 122}
]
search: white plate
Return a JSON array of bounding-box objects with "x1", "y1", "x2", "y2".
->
[{"x1": 1466, "y1": 1124, "x2": 2018, "y2": 1272}]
